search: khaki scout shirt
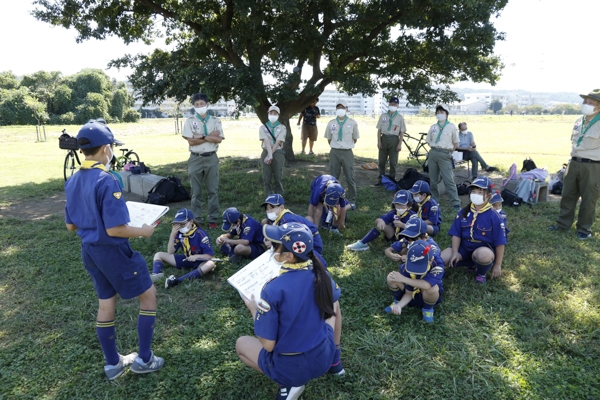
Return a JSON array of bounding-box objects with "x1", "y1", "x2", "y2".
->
[
  {"x1": 570, "y1": 116, "x2": 600, "y2": 161},
  {"x1": 426, "y1": 121, "x2": 459, "y2": 151},
  {"x1": 182, "y1": 114, "x2": 224, "y2": 153},
  {"x1": 324, "y1": 117, "x2": 360, "y2": 149},
  {"x1": 376, "y1": 112, "x2": 406, "y2": 136},
  {"x1": 259, "y1": 124, "x2": 286, "y2": 150}
]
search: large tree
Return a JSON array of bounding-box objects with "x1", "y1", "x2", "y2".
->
[{"x1": 34, "y1": 0, "x2": 507, "y2": 160}]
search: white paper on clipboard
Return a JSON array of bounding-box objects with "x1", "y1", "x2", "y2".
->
[
  {"x1": 126, "y1": 201, "x2": 169, "y2": 228},
  {"x1": 227, "y1": 250, "x2": 280, "y2": 301}
]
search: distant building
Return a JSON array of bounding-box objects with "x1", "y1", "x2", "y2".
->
[{"x1": 449, "y1": 100, "x2": 489, "y2": 114}]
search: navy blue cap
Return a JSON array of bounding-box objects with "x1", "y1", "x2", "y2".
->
[
  {"x1": 470, "y1": 177, "x2": 494, "y2": 191},
  {"x1": 263, "y1": 222, "x2": 313, "y2": 261},
  {"x1": 222, "y1": 207, "x2": 241, "y2": 231},
  {"x1": 172, "y1": 208, "x2": 194, "y2": 224},
  {"x1": 409, "y1": 180, "x2": 430, "y2": 195},
  {"x1": 392, "y1": 190, "x2": 412, "y2": 205},
  {"x1": 490, "y1": 192, "x2": 503, "y2": 204},
  {"x1": 405, "y1": 240, "x2": 434, "y2": 275},
  {"x1": 261, "y1": 194, "x2": 285, "y2": 208},
  {"x1": 324, "y1": 183, "x2": 345, "y2": 206},
  {"x1": 400, "y1": 218, "x2": 428, "y2": 238},
  {"x1": 389, "y1": 97, "x2": 400, "y2": 104},
  {"x1": 77, "y1": 121, "x2": 123, "y2": 149}
]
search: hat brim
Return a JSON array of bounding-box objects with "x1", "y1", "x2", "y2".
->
[
  {"x1": 324, "y1": 197, "x2": 339, "y2": 207},
  {"x1": 400, "y1": 228, "x2": 420, "y2": 238},
  {"x1": 114, "y1": 139, "x2": 125, "y2": 146},
  {"x1": 580, "y1": 94, "x2": 600, "y2": 102},
  {"x1": 263, "y1": 224, "x2": 283, "y2": 243},
  {"x1": 171, "y1": 218, "x2": 188, "y2": 224},
  {"x1": 261, "y1": 200, "x2": 282, "y2": 208},
  {"x1": 222, "y1": 222, "x2": 233, "y2": 232},
  {"x1": 405, "y1": 260, "x2": 430, "y2": 275}
]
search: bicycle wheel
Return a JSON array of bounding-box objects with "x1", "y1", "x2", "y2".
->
[
  {"x1": 64, "y1": 151, "x2": 76, "y2": 181},
  {"x1": 125, "y1": 151, "x2": 139, "y2": 166},
  {"x1": 414, "y1": 142, "x2": 430, "y2": 166}
]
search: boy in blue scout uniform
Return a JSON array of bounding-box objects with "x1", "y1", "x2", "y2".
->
[
  {"x1": 385, "y1": 218, "x2": 444, "y2": 267},
  {"x1": 490, "y1": 192, "x2": 510, "y2": 238},
  {"x1": 346, "y1": 190, "x2": 415, "y2": 251},
  {"x1": 216, "y1": 207, "x2": 266, "y2": 263},
  {"x1": 150, "y1": 208, "x2": 217, "y2": 289},
  {"x1": 236, "y1": 223, "x2": 341, "y2": 400},
  {"x1": 261, "y1": 194, "x2": 324, "y2": 254},
  {"x1": 441, "y1": 177, "x2": 507, "y2": 284},
  {"x1": 64, "y1": 121, "x2": 163, "y2": 380},
  {"x1": 260, "y1": 105, "x2": 286, "y2": 195},
  {"x1": 306, "y1": 174, "x2": 351, "y2": 235},
  {"x1": 375, "y1": 96, "x2": 407, "y2": 186},
  {"x1": 385, "y1": 240, "x2": 445, "y2": 322},
  {"x1": 408, "y1": 180, "x2": 442, "y2": 236}
]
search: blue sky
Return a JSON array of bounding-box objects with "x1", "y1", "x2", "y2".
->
[{"x1": 0, "y1": 0, "x2": 597, "y2": 93}]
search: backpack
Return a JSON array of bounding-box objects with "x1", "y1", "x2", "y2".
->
[
  {"x1": 397, "y1": 168, "x2": 429, "y2": 190},
  {"x1": 381, "y1": 175, "x2": 398, "y2": 191},
  {"x1": 456, "y1": 180, "x2": 471, "y2": 196},
  {"x1": 167, "y1": 176, "x2": 191, "y2": 202},
  {"x1": 514, "y1": 178, "x2": 536, "y2": 203},
  {"x1": 522, "y1": 157, "x2": 537, "y2": 172},
  {"x1": 501, "y1": 189, "x2": 523, "y2": 207},
  {"x1": 551, "y1": 181, "x2": 563, "y2": 195},
  {"x1": 146, "y1": 176, "x2": 190, "y2": 205}
]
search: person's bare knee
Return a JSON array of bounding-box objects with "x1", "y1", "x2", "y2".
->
[
  {"x1": 138, "y1": 285, "x2": 157, "y2": 310},
  {"x1": 200, "y1": 261, "x2": 216, "y2": 274},
  {"x1": 234, "y1": 245, "x2": 251, "y2": 256},
  {"x1": 97, "y1": 295, "x2": 118, "y2": 320}
]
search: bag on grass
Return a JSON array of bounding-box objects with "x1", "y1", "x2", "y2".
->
[
  {"x1": 146, "y1": 178, "x2": 177, "y2": 205},
  {"x1": 167, "y1": 176, "x2": 191, "y2": 202},
  {"x1": 501, "y1": 189, "x2": 523, "y2": 207},
  {"x1": 397, "y1": 168, "x2": 429, "y2": 190},
  {"x1": 381, "y1": 175, "x2": 398, "y2": 191},
  {"x1": 456, "y1": 180, "x2": 471, "y2": 196},
  {"x1": 514, "y1": 178, "x2": 537, "y2": 203}
]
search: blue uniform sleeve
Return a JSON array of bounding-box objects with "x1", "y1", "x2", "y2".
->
[
  {"x1": 423, "y1": 263, "x2": 444, "y2": 288},
  {"x1": 254, "y1": 285, "x2": 279, "y2": 341},
  {"x1": 391, "y1": 239, "x2": 408, "y2": 253},
  {"x1": 328, "y1": 271, "x2": 341, "y2": 302},
  {"x1": 65, "y1": 203, "x2": 73, "y2": 225},
  {"x1": 380, "y1": 210, "x2": 396, "y2": 225},
  {"x1": 173, "y1": 236, "x2": 182, "y2": 252},
  {"x1": 448, "y1": 214, "x2": 464, "y2": 238},
  {"x1": 194, "y1": 231, "x2": 214, "y2": 256},
  {"x1": 240, "y1": 218, "x2": 263, "y2": 244},
  {"x1": 98, "y1": 174, "x2": 130, "y2": 229},
  {"x1": 310, "y1": 186, "x2": 324, "y2": 207},
  {"x1": 423, "y1": 200, "x2": 441, "y2": 226}
]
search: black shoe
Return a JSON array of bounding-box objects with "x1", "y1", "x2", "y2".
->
[
  {"x1": 374, "y1": 181, "x2": 383, "y2": 187},
  {"x1": 486, "y1": 166, "x2": 498, "y2": 172}
]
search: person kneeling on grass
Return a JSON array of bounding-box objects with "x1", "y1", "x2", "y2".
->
[
  {"x1": 306, "y1": 175, "x2": 351, "y2": 235},
  {"x1": 408, "y1": 180, "x2": 442, "y2": 236},
  {"x1": 440, "y1": 177, "x2": 507, "y2": 285},
  {"x1": 384, "y1": 218, "x2": 443, "y2": 265},
  {"x1": 346, "y1": 190, "x2": 415, "y2": 251},
  {"x1": 216, "y1": 207, "x2": 266, "y2": 263},
  {"x1": 151, "y1": 208, "x2": 216, "y2": 289},
  {"x1": 236, "y1": 223, "x2": 341, "y2": 400},
  {"x1": 385, "y1": 240, "x2": 445, "y2": 323}
]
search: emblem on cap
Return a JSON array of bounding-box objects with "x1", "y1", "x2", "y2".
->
[{"x1": 292, "y1": 241, "x2": 307, "y2": 254}]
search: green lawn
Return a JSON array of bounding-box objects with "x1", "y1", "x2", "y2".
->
[{"x1": 0, "y1": 117, "x2": 598, "y2": 399}]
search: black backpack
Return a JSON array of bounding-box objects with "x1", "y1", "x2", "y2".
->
[
  {"x1": 397, "y1": 168, "x2": 429, "y2": 190},
  {"x1": 522, "y1": 157, "x2": 537, "y2": 172},
  {"x1": 501, "y1": 189, "x2": 523, "y2": 207},
  {"x1": 167, "y1": 176, "x2": 191, "y2": 202},
  {"x1": 456, "y1": 180, "x2": 471, "y2": 196},
  {"x1": 146, "y1": 176, "x2": 190, "y2": 205}
]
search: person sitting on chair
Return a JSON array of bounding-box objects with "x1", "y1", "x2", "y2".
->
[{"x1": 456, "y1": 122, "x2": 497, "y2": 180}]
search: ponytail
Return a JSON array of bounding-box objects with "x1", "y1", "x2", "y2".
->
[{"x1": 308, "y1": 251, "x2": 335, "y2": 320}]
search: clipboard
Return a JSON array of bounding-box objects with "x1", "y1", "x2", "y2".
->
[
  {"x1": 227, "y1": 250, "x2": 280, "y2": 301},
  {"x1": 126, "y1": 201, "x2": 169, "y2": 228}
]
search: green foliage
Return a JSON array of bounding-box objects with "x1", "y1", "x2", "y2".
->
[
  {"x1": 123, "y1": 108, "x2": 141, "y2": 122},
  {"x1": 110, "y1": 87, "x2": 132, "y2": 121},
  {"x1": 0, "y1": 88, "x2": 48, "y2": 125},
  {"x1": 489, "y1": 99, "x2": 503, "y2": 114},
  {"x1": 48, "y1": 83, "x2": 73, "y2": 115},
  {"x1": 0, "y1": 71, "x2": 19, "y2": 90},
  {"x1": 523, "y1": 105, "x2": 544, "y2": 115},
  {"x1": 75, "y1": 92, "x2": 109, "y2": 123},
  {"x1": 550, "y1": 103, "x2": 580, "y2": 115}
]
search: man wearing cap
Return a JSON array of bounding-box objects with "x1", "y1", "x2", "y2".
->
[
  {"x1": 216, "y1": 207, "x2": 265, "y2": 262},
  {"x1": 324, "y1": 99, "x2": 360, "y2": 210},
  {"x1": 375, "y1": 97, "x2": 407, "y2": 186},
  {"x1": 65, "y1": 120, "x2": 163, "y2": 379},
  {"x1": 261, "y1": 194, "x2": 324, "y2": 254},
  {"x1": 297, "y1": 98, "x2": 320, "y2": 155},
  {"x1": 456, "y1": 122, "x2": 497, "y2": 180},
  {"x1": 182, "y1": 93, "x2": 225, "y2": 229},
  {"x1": 426, "y1": 104, "x2": 461, "y2": 211},
  {"x1": 549, "y1": 89, "x2": 600, "y2": 240},
  {"x1": 259, "y1": 105, "x2": 286, "y2": 195},
  {"x1": 306, "y1": 174, "x2": 351, "y2": 234}
]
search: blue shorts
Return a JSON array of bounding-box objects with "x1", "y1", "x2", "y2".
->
[
  {"x1": 174, "y1": 254, "x2": 204, "y2": 270},
  {"x1": 247, "y1": 243, "x2": 266, "y2": 260},
  {"x1": 258, "y1": 325, "x2": 335, "y2": 387},
  {"x1": 397, "y1": 287, "x2": 444, "y2": 308},
  {"x1": 457, "y1": 242, "x2": 495, "y2": 267},
  {"x1": 429, "y1": 224, "x2": 440, "y2": 236},
  {"x1": 82, "y1": 242, "x2": 152, "y2": 300}
]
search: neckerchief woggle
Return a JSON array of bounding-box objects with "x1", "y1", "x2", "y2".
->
[
  {"x1": 468, "y1": 201, "x2": 493, "y2": 242},
  {"x1": 180, "y1": 225, "x2": 199, "y2": 257}
]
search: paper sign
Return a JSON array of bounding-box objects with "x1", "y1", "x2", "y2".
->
[
  {"x1": 227, "y1": 250, "x2": 280, "y2": 301},
  {"x1": 452, "y1": 151, "x2": 463, "y2": 162},
  {"x1": 126, "y1": 201, "x2": 169, "y2": 228}
]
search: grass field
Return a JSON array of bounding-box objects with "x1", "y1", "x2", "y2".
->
[{"x1": 1, "y1": 116, "x2": 599, "y2": 399}]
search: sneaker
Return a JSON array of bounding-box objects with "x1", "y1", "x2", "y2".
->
[
  {"x1": 165, "y1": 275, "x2": 179, "y2": 289},
  {"x1": 422, "y1": 308, "x2": 434, "y2": 323},
  {"x1": 346, "y1": 240, "x2": 369, "y2": 251},
  {"x1": 276, "y1": 385, "x2": 305, "y2": 400},
  {"x1": 475, "y1": 274, "x2": 487, "y2": 284},
  {"x1": 576, "y1": 231, "x2": 592, "y2": 240},
  {"x1": 309, "y1": 151, "x2": 315, "y2": 155},
  {"x1": 329, "y1": 227, "x2": 342, "y2": 236},
  {"x1": 485, "y1": 166, "x2": 498, "y2": 172},
  {"x1": 130, "y1": 351, "x2": 165, "y2": 374},
  {"x1": 350, "y1": 203, "x2": 356, "y2": 211},
  {"x1": 453, "y1": 205, "x2": 461, "y2": 212},
  {"x1": 209, "y1": 223, "x2": 218, "y2": 229},
  {"x1": 104, "y1": 352, "x2": 138, "y2": 380},
  {"x1": 384, "y1": 299, "x2": 399, "y2": 313},
  {"x1": 328, "y1": 361, "x2": 346, "y2": 376},
  {"x1": 150, "y1": 273, "x2": 164, "y2": 283}
]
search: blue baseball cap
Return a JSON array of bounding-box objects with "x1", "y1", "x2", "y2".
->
[
  {"x1": 261, "y1": 194, "x2": 285, "y2": 208},
  {"x1": 172, "y1": 208, "x2": 194, "y2": 224},
  {"x1": 324, "y1": 183, "x2": 345, "y2": 206},
  {"x1": 392, "y1": 190, "x2": 412, "y2": 205},
  {"x1": 409, "y1": 180, "x2": 430, "y2": 195},
  {"x1": 400, "y1": 218, "x2": 428, "y2": 238},
  {"x1": 77, "y1": 121, "x2": 123, "y2": 149},
  {"x1": 470, "y1": 177, "x2": 494, "y2": 191},
  {"x1": 490, "y1": 192, "x2": 503, "y2": 204},
  {"x1": 222, "y1": 207, "x2": 241, "y2": 231},
  {"x1": 405, "y1": 240, "x2": 434, "y2": 275},
  {"x1": 263, "y1": 222, "x2": 313, "y2": 261},
  {"x1": 389, "y1": 96, "x2": 400, "y2": 104}
]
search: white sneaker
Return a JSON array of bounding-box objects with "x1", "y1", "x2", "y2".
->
[
  {"x1": 329, "y1": 227, "x2": 342, "y2": 236},
  {"x1": 103, "y1": 352, "x2": 138, "y2": 380},
  {"x1": 346, "y1": 240, "x2": 369, "y2": 251},
  {"x1": 130, "y1": 351, "x2": 164, "y2": 374},
  {"x1": 276, "y1": 385, "x2": 305, "y2": 400},
  {"x1": 150, "y1": 273, "x2": 164, "y2": 282}
]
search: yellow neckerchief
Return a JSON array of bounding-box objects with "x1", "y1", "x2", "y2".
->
[
  {"x1": 180, "y1": 224, "x2": 199, "y2": 257},
  {"x1": 394, "y1": 208, "x2": 410, "y2": 236},
  {"x1": 79, "y1": 160, "x2": 107, "y2": 172},
  {"x1": 274, "y1": 209, "x2": 293, "y2": 225},
  {"x1": 279, "y1": 260, "x2": 313, "y2": 275},
  {"x1": 408, "y1": 261, "x2": 431, "y2": 298},
  {"x1": 468, "y1": 201, "x2": 493, "y2": 242},
  {"x1": 415, "y1": 195, "x2": 431, "y2": 219}
]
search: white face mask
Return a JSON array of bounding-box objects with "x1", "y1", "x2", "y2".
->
[
  {"x1": 582, "y1": 104, "x2": 597, "y2": 116},
  {"x1": 195, "y1": 106, "x2": 208, "y2": 115},
  {"x1": 104, "y1": 146, "x2": 114, "y2": 170},
  {"x1": 336, "y1": 108, "x2": 347, "y2": 118},
  {"x1": 495, "y1": 208, "x2": 502, "y2": 214},
  {"x1": 179, "y1": 222, "x2": 191, "y2": 234},
  {"x1": 395, "y1": 206, "x2": 407, "y2": 214},
  {"x1": 388, "y1": 106, "x2": 398, "y2": 112},
  {"x1": 270, "y1": 250, "x2": 287, "y2": 266},
  {"x1": 268, "y1": 115, "x2": 279, "y2": 123},
  {"x1": 267, "y1": 211, "x2": 278, "y2": 221},
  {"x1": 470, "y1": 193, "x2": 485, "y2": 205},
  {"x1": 436, "y1": 113, "x2": 447, "y2": 122},
  {"x1": 413, "y1": 195, "x2": 422, "y2": 203}
]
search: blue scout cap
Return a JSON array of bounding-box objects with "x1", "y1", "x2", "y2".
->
[
  {"x1": 222, "y1": 207, "x2": 241, "y2": 231},
  {"x1": 409, "y1": 180, "x2": 430, "y2": 195},
  {"x1": 490, "y1": 192, "x2": 503, "y2": 204},
  {"x1": 324, "y1": 183, "x2": 345, "y2": 206},
  {"x1": 263, "y1": 222, "x2": 313, "y2": 261},
  {"x1": 400, "y1": 218, "x2": 427, "y2": 238},
  {"x1": 261, "y1": 194, "x2": 285, "y2": 208},
  {"x1": 405, "y1": 240, "x2": 434, "y2": 275},
  {"x1": 77, "y1": 121, "x2": 123, "y2": 149},
  {"x1": 392, "y1": 190, "x2": 412, "y2": 205},
  {"x1": 389, "y1": 96, "x2": 400, "y2": 104},
  {"x1": 470, "y1": 177, "x2": 494, "y2": 191},
  {"x1": 172, "y1": 208, "x2": 194, "y2": 224}
]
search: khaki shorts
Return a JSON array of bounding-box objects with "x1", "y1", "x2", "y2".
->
[{"x1": 301, "y1": 124, "x2": 318, "y2": 141}]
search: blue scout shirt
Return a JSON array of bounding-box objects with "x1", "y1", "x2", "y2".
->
[
  {"x1": 391, "y1": 237, "x2": 444, "y2": 267},
  {"x1": 272, "y1": 210, "x2": 323, "y2": 254},
  {"x1": 448, "y1": 207, "x2": 507, "y2": 252},
  {"x1": 231, "y1": 215, "x2": 265, "y2": 246},
  {"x1": 399, "y1": 258, "x2": 444, "y2": 294},
  {"x1": 309, "y1": 175, "x2": 349, "y2": 208},
  {"x1": 174, "y1": 226, "x2": 214, "y2": 257},
  {"x1": 65, "y1": 162, "x2": 129, "y2": 245},
  {"x1": 414, "y1": 196, "x2": 442, "y2": 229},
  {"x1": 379, "y1": 209, "x2": 416, "y2": 240}
]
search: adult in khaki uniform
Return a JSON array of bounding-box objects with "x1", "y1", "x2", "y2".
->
[
  {"x1": 324, "y1": 99, "x2": 360, "y2": 209},
  {"x1": 376, "y1": 96, "x2": 406, "y2": 186},
  {"x1": 182, "y1": 93, "x2": 224, "y2": 229},
  {"x1": 550, "y1": 89, "x2": 600, "y2": 240},
  {"x1": 259, "y1": 105, "x2": 286, "y2": 195},
  {"x1": 425, "y1": 104, "x2": 461, "y2": 211}
]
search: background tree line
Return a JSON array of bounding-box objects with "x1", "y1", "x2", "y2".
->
[{"x1": 0, "y1": 69, "x2": 140, "y2": 126}]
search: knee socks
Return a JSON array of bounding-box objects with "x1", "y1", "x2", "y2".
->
[
  {"x1": 96, "y1": 320, "x2": 119, "y2": 366},
  {"x1": 176, "y1": 268, "x2": 204, "y2": 283},
  {"x1": 475, "y1": 260, "x2": 494, "y2": 277},
  {"x1": 137, "y1": 310, "x2": 156, "y2": 363},
  {"x1": 361, "y1": 228, "x2": 381, "y2": 244},
  {"x1": 388, "y1": 286, "x2": 405, "y2": 301},
  {"x1": 152, "y1": 261, "x2": 163, "y2": 274},
  {"x1": 220, "y1": 243, "x2": 234, "y2": 256}
]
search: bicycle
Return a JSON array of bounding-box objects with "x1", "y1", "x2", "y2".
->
[
  {"x1": 402, "y1": 132, "x2": 430, "y2": 166},
  {"x1": 113, "y1": 146, "x2": 140, "y2": 171},
  {"x1": 59, "y1": 129, "x2": 81, "y2": 181}
]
